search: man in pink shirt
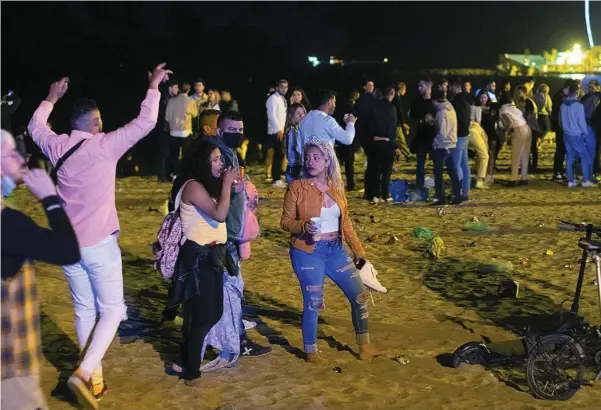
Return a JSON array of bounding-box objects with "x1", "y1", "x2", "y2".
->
[{"x1": 28, "y1": 63, "x2": 172, "y2": 409}]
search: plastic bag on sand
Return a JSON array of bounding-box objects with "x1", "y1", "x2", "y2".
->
[
  {"x1": 427, "y1": 237, "x2": 445, "y2": 259},
  {"x1": 412, "y1": 227, "x2": 434, "y2": 240},
  {"x1": 463, "y1": 221, "x2": 489, "y2": 232}
]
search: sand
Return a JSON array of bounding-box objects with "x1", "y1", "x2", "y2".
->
[{"x1": 12, "y1": 138, "x2": 601, "y2": 409}]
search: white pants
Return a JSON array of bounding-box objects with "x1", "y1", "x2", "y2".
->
[{"x1": 63, "y1": 234, "x2": 127, "y2": 377}]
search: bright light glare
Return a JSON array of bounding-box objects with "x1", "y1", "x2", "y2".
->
[{"x1": 585, "y1": 0, "x2": 594, "y2": 48}]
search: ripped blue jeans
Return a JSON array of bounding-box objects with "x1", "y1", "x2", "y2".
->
[{"x1": 290, "y1": 240, "x2": 370, "y2": 353}]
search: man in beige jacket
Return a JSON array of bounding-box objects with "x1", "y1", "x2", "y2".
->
[{"x1": 165, "y1": 82, "x2": 198, "y2": 178}]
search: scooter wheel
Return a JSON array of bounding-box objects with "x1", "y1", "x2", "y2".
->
[
  {"x1": 452, "y1": 342, "x2": 488, "y2": 368},
  {"x1": 526, "y1": 333, "x2": 585, "y2": 401}
]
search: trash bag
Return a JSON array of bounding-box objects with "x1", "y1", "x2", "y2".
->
[
  {"x1": 412, "y1": 227, "x2": 434, "y2": 240},
  {"x1": 427, "y1": 236, "x2": 445, "y2": 259},
  {"x1": 389, "y1": 179, "x2": 409, "y2": 203}
]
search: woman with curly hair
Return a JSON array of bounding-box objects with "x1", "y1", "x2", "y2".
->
[
  {"x1": 165, "y1": 139, "x2": 238, "y2": 386},
  {"x1": 280, "y1": 137, "x2": 381, "y2": 363}
]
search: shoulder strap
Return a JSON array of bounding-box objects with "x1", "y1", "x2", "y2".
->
[
  {"x1": 175, "y1": 179, "x2": 201, "y2": 246},
  {"x1": 51, "y1": 139, "x2": 86, "y2": 183}
]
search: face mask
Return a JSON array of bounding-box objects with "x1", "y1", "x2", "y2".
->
[
  {"x1": 1, "y1": 174, "x2": 16, "y2": 197},
  {"x1": 221, "y1": 132, "x2": 244, "y2": 149}
]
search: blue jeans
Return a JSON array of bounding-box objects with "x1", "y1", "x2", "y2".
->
[
  {"x1": 564, "y1": 133, "x2": 591, "y2": 182},
  {"x1": 290, "y1": 240, "x2": 370, "y2": 353},
  {"x1": 585, "y1": 126, "x2": 597, "y2": 177},
  {"x1": 452, "y1": 137, "x2": 470, "y2": 196},
  {"x1": 432, "y1": 148, "x2": 461, "y2": 203}
]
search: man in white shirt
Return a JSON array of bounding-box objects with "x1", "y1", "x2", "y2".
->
[
  {"x1": 265, "y1": 79, "x2": 288, "y2": 188},
  {"x1": 299, "y1": 89, "x2": 356, "y2": 150},
  {"x1": 165, "y1": 82, "x2": 199, "y2": 178}
]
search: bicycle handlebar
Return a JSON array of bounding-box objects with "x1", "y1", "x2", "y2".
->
[{"x1": 557, "y1": 221, "x2": 601, "y2": 233}]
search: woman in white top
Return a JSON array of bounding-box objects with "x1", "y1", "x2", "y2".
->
[{"x1": 166, "y1": 139, "x2": 238, "y2": 387}]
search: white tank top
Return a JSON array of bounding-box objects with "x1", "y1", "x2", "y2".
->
[
  {"x1": 320, "y1": 203, "x2": 341, "y2": 233},
  {"x1": 176, "y1": 180, "x2": 227, "y2": 246}
]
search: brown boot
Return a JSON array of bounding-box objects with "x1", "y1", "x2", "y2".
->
[
  {"x1": 305, "y1": 352, "x2": 324, "y2": 363},
  {"x1": 358, "y1": 344, "x2": 384, "y2": 360}
]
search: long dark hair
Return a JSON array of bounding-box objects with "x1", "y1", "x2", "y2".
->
[
  {"x1": 285, "y1": 103, "x2": 305, "y2": 132},
  {"x1": 180, "y1": 139, "x2": 222, "y2": 199},
  {"x1": 290, "y1": 87, "x2": 312, "y2": 111}
]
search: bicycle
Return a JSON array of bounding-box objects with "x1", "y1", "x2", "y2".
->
[{"x1": 525, "y1": 221, "x2": 601, "y2": 401}]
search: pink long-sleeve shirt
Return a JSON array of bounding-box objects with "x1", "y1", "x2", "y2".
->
[{"x1": 28, "y1": 89, "x2": 160, "y2": 247}]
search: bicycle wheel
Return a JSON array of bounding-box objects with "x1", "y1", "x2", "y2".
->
[{"x1": 526, "y1": 333, "x2": 586, "y2": 401}]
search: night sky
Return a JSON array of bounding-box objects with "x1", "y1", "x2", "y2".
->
[{"x1": 1, "y1": 2, "x2": 600, "y2": 138}]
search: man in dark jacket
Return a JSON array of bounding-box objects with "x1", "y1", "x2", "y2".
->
[
  {"x1": 551, "y1": 80, "x2": 571, "y2": 180},
  {"x1": 581, "y1": 79, "x2": 601, "y2": 178},
  {"x1": 450, "y1": 81, "x2": 472, "y2": 200},
  {"x1": 335, "y1": 90, "x2": 360, "y2": 190},
  {"x1": 409, "y1": 79, "x2": 436, "y2": 192},
  {"x1": 367, "y1": 87, "x2": 400, "y2": 203},
  {"x1": 157, "y1": 79, "x2": 179, "y2": 182},
  {"x1": 392, "y1": 82, "x2": 412, "y2": 161},
  {"x1": 354, "y1": 80, "x2": 377, "y2": 197}
]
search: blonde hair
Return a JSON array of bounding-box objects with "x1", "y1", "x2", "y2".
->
[{"x1": 300, "y1": 137, "x2": 344, "y2": 189}]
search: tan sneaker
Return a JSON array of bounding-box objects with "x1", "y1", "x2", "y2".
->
[
  {"x1": 305, "y1": 352, "x2": 324, "y2": 363},
  {"x1": 92, "y1": 381, "x2": 108, "y2": 401},
  {"x1": 67, "y1": 370, "x2": 99, "y2": 410},
  {"x1": 358, "y1": 344, "x2": 385, "y2": 360}
]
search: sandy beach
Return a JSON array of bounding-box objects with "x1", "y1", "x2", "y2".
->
[{"x1": 14, "y1": 140, "x2": 601, "y2": 410}]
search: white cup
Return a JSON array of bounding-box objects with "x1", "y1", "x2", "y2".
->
[{"x1": 310, "y1": 217, "x2": 322, "y2": 241}]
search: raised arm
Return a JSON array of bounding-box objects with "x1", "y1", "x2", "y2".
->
[
  {"x1": 102, "y1": 63, "x2": 172, "y2": 159},
  {"x1": 327, "y1": 115, "x2": 356, "y2": 145},
  {"x1": 182, "y1": 168, "x2": 237, "y2": 223},
  {"x1": 28, "y1": 78, "x2": 70, "y2": 163}
]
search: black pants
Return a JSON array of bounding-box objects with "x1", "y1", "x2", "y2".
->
[
  {"x1": 367, "y1": 142, "x2": 395, "y2": 199},
  {"x1": 168, "y1": 137, "x2": 193, "y2": 178},
  {"x1": 529, "y1": 132, "x2": 540, "y2": 172},
  {"x1": 157, "y1": 129, "x2": 170, "y2": 180},
  {"x1": 553, "y1": 128, "x2": 566, "y2": 175},
  {"x1": 362, "y1": 140, "x2": 373, "y2": 197},
  {"x1": 179, "y1": 271, "x2": 224, "y2": 380},
  {"x1": 337, "y1": 144, "x2": 356, "y2": 190},
  {"x1": 270, "y1": 133, "x2": 285, "y2": 182},
  {"x1": 432, "y1": 148, "x2": 460, "y2": 203}
]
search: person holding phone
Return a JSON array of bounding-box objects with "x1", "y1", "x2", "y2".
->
[
  {"x1": 280, "y1": 137, "x2": 381, "y2": 363},
  {"x1": 1, "y1": 130, "x2": 81, "y2": 410}
]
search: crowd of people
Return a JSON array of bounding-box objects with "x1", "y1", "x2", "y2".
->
[
  {"x1": 264, "y1": 76, "x2": 601, "y2": 206},
  {"x1": 1, "y1": 63, "x2": 601, "y2": 410}
]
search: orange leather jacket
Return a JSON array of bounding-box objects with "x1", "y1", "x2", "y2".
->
[{"x1": 280, "y1": 179, "x2": 366, "y2": 258}]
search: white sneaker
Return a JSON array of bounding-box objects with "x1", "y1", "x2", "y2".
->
[
  {"x1": 272, "y1": 180, "x2": 287, "y2": 189},
  {"x1": 582, "y1": 181, "x2": 598, "y2": 188},
  {"x1": 568, "y1": 181, "x2": 579, "y2": 188},
  {"x1": 359, "y1": 261, "x2": 387, "y2": 293},
  {"x1": 243, "y1": 319, "x2": 257, "y2": 330},
  {"x1": 371, "y1": 197, "x2": 382, "y2": 205},
  {"x1": 383, "y1": 197, "x2": 394, "y2": 204},
  {"x1": 475, "y1": 180, "x2": 488, "y2": 189},
  {"x1": 484, "y1": 175, "x2": 494, "y2": 185}
]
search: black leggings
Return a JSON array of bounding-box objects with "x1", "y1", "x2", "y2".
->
[{"x1": 177, "y1": 252, "x2": 224, "y2": 380}]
